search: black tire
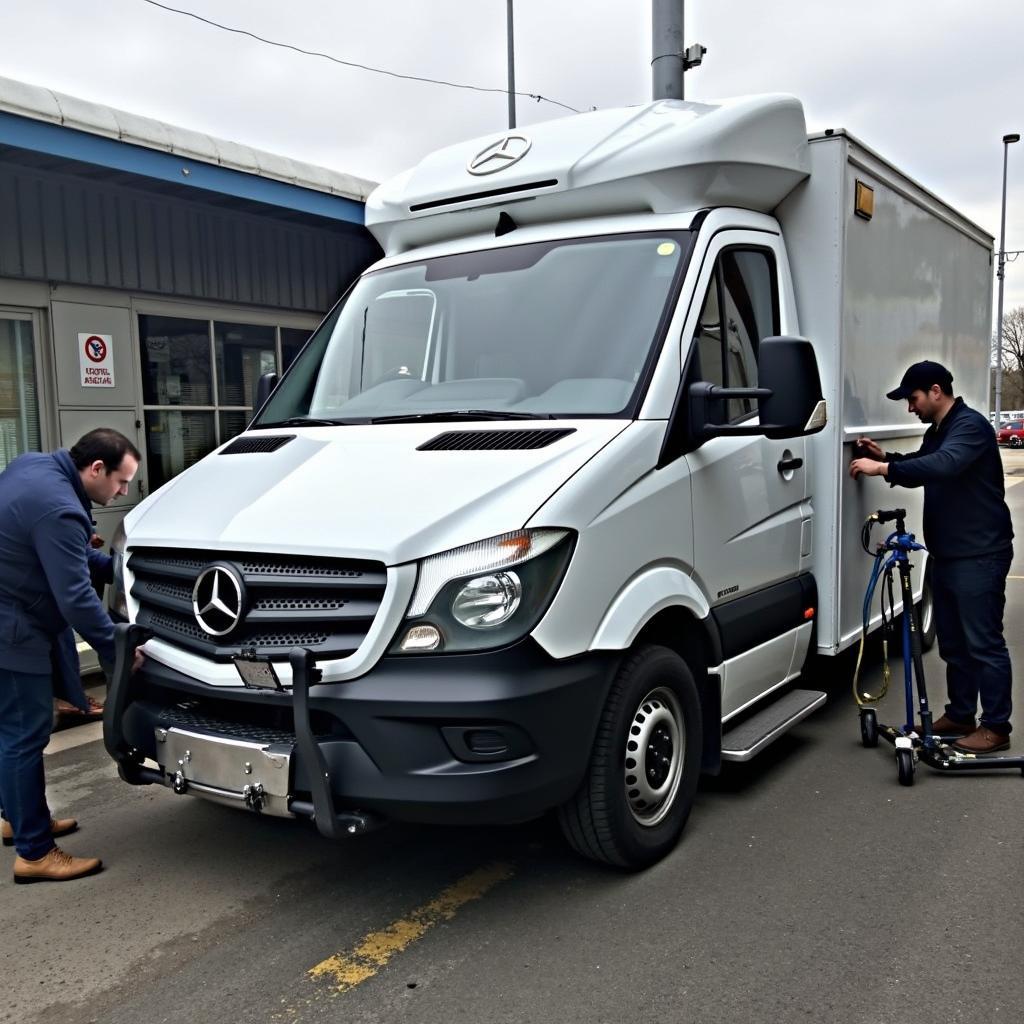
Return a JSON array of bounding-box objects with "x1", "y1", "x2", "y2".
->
[
  {"x1": 860, "y1": 709, "x2": 879, "y2": 748},
  {"x1": 1011, "y1": 435, "x2": 1022, "y2": 449},
  {"x1": 557, "y1": 645, "x2": 702, "y2": 870},
  {"x1": 896, "y1": 748, "x2": 915, "y2": 786}
]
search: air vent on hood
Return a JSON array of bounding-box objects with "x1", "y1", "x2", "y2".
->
[
  {"x1": 220, "y1": 435, "x2": 295, "y2": 455},
  {"x1": 417, "y1": 428, "x2": 576, "y2": 452},
  {"x1": 409, "y1": 179, "x2": 559, "y2": 213}
]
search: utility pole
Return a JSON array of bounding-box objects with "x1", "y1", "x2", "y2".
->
[
  {"x1": 995, "y1": 132, "x2": 1020, "y2": 424},
  {"x1": 651, "y1": 1, "x2": 706, "y2": 102},
  {"x1": 652, "y1": 0, "x2": 683, "y2": 100},
  {"x1": 507, "y1": 0, "x2": 516, "y2": 129}
]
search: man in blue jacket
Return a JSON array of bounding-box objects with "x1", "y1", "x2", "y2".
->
[
  {"x1": 850, "y1": 361, "x2": 1014, "y2": 754},
  {"x1": 0, "y1": 428, "x2": 143, "y2": 883}
]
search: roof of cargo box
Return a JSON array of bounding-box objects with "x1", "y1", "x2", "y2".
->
[{"x1": 367, "y1": 94, "x2": 811, "y2": 255}]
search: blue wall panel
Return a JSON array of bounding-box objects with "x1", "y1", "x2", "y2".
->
[{"x1": 0, "y1": 157, "x2": 378, "y2": 312}]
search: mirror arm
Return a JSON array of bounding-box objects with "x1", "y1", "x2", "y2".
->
[{"x1": 701, "y1": 384, "x2": 773, "y2": 402}]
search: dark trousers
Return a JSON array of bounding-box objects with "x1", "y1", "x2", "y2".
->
[
  {"x1": 0, "y1": 667, "x2": 56, "y2": 860},
  {"x1": 931, "y1": 551, "x2": 1013, "y2": 733}
]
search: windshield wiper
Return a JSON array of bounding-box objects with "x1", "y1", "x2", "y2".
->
[
  {"x1": 368, "y1": 409, "x2": 557, "y2": 424},
  {"x1": 254, "y1": 416, "x2": 350, "y2": 428}
]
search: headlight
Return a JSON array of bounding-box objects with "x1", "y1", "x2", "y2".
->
[
  {"x1": 391, "y1": 529, "x2": 575, "y2": 654},
  {"x1": 110, "y1": 519, "x2": 128, "y2": 619}
]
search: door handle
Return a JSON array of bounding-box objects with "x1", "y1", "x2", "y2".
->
[{"x1": 777, "y1": 457, "x2": 803, "y2": 474}]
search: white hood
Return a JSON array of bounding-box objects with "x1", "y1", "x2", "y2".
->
[{"x1": 127, "y1": 421, "x2": 629, "y2": 565}]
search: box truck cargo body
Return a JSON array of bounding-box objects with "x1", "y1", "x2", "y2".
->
[{"x1": 104, "y1": 96, "x2": 993, "y2": 867}]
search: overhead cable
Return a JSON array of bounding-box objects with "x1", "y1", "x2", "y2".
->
[{"x1": 140, "y1": 0, "x2": 582, "y2": 114}]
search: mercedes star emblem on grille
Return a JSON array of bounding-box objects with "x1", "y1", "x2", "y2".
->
[
  {"x1": 466, "y1": 133, "x2": 532, "y2": 175},
  {"x1": 192, "y1": 564, "x2": 245, "y2": 637}
]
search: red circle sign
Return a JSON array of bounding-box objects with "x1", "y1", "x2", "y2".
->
[{"x1": 84, "y1": 336, "x2": 107, "y2": 362}]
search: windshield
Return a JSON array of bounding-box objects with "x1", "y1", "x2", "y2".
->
[{"x1": 255, "y1": 231, "x2": 691, "y2": 425}]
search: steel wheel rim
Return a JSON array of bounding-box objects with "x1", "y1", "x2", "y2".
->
[{"x1": 623, "y1": 686, "x2": 685, "y2": 827}]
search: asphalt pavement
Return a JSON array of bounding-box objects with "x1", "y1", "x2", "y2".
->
[{"x1": 4, "y1": 456, "x2": 1024, "y2": 1024}]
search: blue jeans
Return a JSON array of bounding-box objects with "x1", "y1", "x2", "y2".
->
[
  {"x1": 0, "y1": 668, "x2": 56, "y2": 860},
  {"x1": 931, "y1": 552, "x2": 1013, "y2": 733}
]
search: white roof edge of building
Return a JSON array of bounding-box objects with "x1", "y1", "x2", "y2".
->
[{"x1": 0, "y1": 73, "x2": 377, "y2": 203}]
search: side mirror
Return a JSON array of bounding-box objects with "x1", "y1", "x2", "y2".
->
[
  {"x1": 757, "y1": 336, "x2": 826, "y2": 439},
  {"x1": 254, "y1": 372, "x2": 279, "y2": 411},
  {"x1": 687, "y1": 336, "x2": 826, "y2": 443}
]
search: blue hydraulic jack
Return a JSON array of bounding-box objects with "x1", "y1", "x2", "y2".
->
[{"x1": 855, "y1": 508, "x2": 1024, "y2": 785}]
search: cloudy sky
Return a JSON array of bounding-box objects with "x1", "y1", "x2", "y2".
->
[{"x1": 2, "y1": 0, "x2": 1023, "y2": 311}]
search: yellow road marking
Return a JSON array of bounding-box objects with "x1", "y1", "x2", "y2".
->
[{"x1": 308, "y1": 861, "x2": 514, "y2": 993}]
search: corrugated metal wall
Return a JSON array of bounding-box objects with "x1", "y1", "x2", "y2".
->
[{"x1": 0, "y1": 158, "x2": 380, "y2": 312}]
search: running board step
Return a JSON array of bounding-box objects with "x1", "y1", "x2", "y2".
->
[{"x1": 721, "y1": 689, "x2": 827, "y2": 762}]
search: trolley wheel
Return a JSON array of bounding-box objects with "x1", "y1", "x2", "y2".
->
[
  {"x1": 896, "y1": 749, "x2": 915, "y2": 786},
  {"x1": 859, "y1": 709, "x2": 879, "y2": 748}
]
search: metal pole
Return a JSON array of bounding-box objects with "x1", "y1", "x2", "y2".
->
[
  {"x1": 506, "y1": 0, "x2": 516, "y2": 129},
  {"x1": 995, "y1": 133, "x2": 1020, "y2": 424},
  {"x1": 652, "y1": 0, "x2": 683, "y2": 101}
]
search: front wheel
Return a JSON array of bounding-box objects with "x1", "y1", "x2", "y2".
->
[
  {"x1": 558, "y1": 645, "x2": 702, "y2": 870},
  {"x1": 860, "y1": 708, "x2": 879, "y2": 748},
  {"x1": 896, "y1": 748, "x2": 915, "y2": 786},
  {"x1": 1011, "y1": 435, "x2": 1022, "y2": 449}
]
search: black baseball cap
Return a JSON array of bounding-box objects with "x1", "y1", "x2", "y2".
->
[{"x1": 886, "y1": 360, "x2": 954, "y2": 401}]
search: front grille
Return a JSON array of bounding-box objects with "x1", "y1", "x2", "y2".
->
[{"x1": 129, "y1": 547, "x2": 387, "y2": 661}]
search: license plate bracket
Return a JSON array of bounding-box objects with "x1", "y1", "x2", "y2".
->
[{"x1": 233, "y1": 653, "x2": 283, "y2": 690}]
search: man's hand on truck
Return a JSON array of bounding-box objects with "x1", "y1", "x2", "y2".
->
[{"x1": 849, "y1": 436, "x2": 888, "y2": 479}]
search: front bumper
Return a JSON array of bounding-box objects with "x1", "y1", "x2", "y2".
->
[{"x1": 104, "y1": 624, "x2": 616, "y2": 832}]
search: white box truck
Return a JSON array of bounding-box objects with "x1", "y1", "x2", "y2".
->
[{"x1": 104, "y1": 95, "x2": 993, "y2": 868}]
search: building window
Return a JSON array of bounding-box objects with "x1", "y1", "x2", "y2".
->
[
  {"x1": 0, "y1": 314, "x2": 41, "y2": 471},
  {"x1": 139, "y1": 313, "x2": 312, "y2": 489}
]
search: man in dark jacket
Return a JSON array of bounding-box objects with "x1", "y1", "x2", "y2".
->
[
  {"x1": 850, "y1": 360, "x2": 1014, "y2": 754},
  {"x1": 0, "y1": 428, "x2": 143, "y2": 883}
]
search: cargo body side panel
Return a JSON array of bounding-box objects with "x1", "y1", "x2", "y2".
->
[{"x1": 777, "y1": 133, "x2": 994, "y2": 653}]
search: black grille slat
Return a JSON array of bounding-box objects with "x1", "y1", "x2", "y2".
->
[
  {"x1": 247, "y1": 603, "x2": 378, "y2": 624},
  {"x1": 128, "y1": 546, "x2": 385, "y2": 661},
  {"x1": 220, "y1": 435, "x2": 296, "y2": 455},
  {"x1": 417, "y1": 428, "x2": 576, "y2": 452},
  {"x1": 131, "y1": 579, "x2": 193, "y2": 616},
  {"x1": 244, "y1": 572, "x2": 387, "y2": 590}
]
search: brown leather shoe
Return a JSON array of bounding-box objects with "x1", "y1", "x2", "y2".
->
[
  {"x1": 2, "y1": 816, "x2": 78, "y2": 848},
  {"x1": 918, "y1": 714, "x2": 976, "y2": 737},
  {"x1": 13, "y1": 845, "x2": 102, "y2": 884},
  {"x1": 952, "y1": 726, "x2": 1011, "y2": 754}
]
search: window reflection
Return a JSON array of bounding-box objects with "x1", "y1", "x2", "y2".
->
[
  {"x1": 139, "y1": 315, "x2": 212, "y2": 406},
  {"x1": 215, "y1": 322, "x2": 276, "y2": 407},
  {"x1": 144, "y1": 410, "x2": 216, "y2": 490}
]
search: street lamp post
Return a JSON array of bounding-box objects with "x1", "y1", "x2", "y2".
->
[{"x1": 995, "y1": 132, "x2": 1020, "y2": 424}]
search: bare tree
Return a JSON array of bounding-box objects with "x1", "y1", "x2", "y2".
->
[{"x1": 993, "y1": 306, "x2": 1024, "y2": 410}]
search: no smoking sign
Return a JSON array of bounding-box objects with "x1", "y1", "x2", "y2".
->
[{"x1": 79, "y1": 333, "x2": 115, "y2": 387}]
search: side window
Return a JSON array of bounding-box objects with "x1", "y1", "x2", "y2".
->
[
  {"x1": 693, "y1": 248, "x2": 779, "y2": 423},
  {"x1": 695, "y1": 274, "x2": 724, "y2": 388}
]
